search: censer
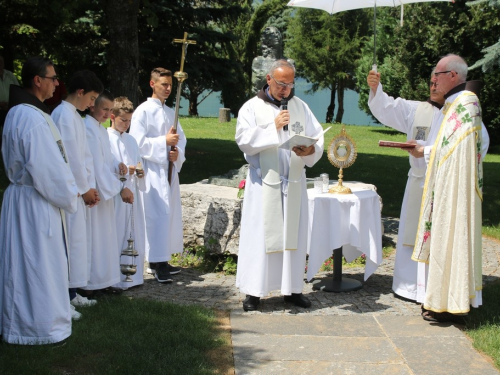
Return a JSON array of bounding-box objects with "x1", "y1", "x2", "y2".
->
[{"x1": 120, "y1": 203, "x2": 139, "y2": 282}]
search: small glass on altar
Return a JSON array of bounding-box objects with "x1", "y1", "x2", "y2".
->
[
  {"x1": 320, "y1": 173, "x2": 329, "y2": 193},
  {"x1": 314, "y1": 177, "x2": 323, "y2": 194}
]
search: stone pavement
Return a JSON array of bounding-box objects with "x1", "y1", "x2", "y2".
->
[{"x1": 123, "y1": 217, "x2": 500, "y2": 374}]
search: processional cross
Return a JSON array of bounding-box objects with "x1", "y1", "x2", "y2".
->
[{"x1": 168, "y1": 32, "x2": 196, "y2": 185}]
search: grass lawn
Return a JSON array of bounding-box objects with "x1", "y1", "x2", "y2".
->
[
  {"x1": 0, "y1": 296, "x2": 233, "y2": 374},
  {"x1": 466, "y1": 281, "x2": 500, "y2": 369}
]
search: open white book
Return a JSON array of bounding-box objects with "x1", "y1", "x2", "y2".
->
[{"x1": 278, "y1": 126, "x2": 332, "y2": 150}]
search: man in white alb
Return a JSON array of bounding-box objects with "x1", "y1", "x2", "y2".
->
[
  {"x1": 235, "y1": 59, "x2": 324, "y2": 311},
  {"x1": 367, "y1": 70, "x2": 445, "y2": 302},
  {"x1": 0, "y1": 56, "x2": 78, "y2": 344}
]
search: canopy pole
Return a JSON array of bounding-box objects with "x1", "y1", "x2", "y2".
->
[{"x1": 373, "y1": 1, "x2": 377, "y2": 71}]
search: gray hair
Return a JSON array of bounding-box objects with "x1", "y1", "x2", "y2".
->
[
  {"x1": 268, "y1": 59, "x2": 295, "y2": 76},
  {"x1": 443, "y1": 54, "x2": 468, "y2": 83}
]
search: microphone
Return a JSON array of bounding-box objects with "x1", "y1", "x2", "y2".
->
[{"x1": 281, "y1": 98, "x2": 288, "y2": 131}]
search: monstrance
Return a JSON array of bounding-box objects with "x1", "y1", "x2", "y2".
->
[{"x1": 327, "y1": 125, "x2": 357, "y2": 194}]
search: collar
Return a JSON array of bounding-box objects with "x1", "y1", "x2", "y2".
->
[
  {"x1": 8, "y1": 85, "x2": 50, "y2": 113},
  {"x1": 257, "y1": 84, "x2": 294, "y2": 106},
  {"x1": 444, "y1": 81, "x2": 482, "y2": 99},
  {"x1": 147, "y1": 97, "x2": 165, "y2": 106},
  {"x1": 61, "y1": 100, "x2": 77, "y2": 113},
  {"x1": 426, "y1": 98, "x2": 443, "y2": 110},
  {"x1": 108, "y1": 127, "x2": 122, "y2": 136},
  {"x1": 85, "y1": 115, "x2": 100, "y2": 126}
]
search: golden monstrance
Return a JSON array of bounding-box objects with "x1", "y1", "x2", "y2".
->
[{"x1": 327, "y1": 125, "x2": 357, "y2": 194}]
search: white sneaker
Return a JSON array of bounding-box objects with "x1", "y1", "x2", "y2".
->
[
  {"x1": 70, "y1": 304, "x2": 82, "y2": 320},
  {"x1": 71, "y1": 294, "x2": 97, "y2": 307}
]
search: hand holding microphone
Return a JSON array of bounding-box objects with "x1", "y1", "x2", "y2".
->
[{"x1": 280, "y1": 98, "x2": 289, "y2": 131}]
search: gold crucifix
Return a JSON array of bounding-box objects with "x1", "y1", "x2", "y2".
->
[
  {"x1": 168, "y1": 32, "x2": 196, "y2": 185},
  {"x1": 173, "y1": 32, "x2": 197, "y2": 81}
]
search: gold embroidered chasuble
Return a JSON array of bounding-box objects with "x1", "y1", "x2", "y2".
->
[{"x1": 412, "y1": 91, "x2": 483, "y2": 314}]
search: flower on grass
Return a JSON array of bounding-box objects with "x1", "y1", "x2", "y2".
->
[{"x1": 237, "y1": 179, "x2": 246, "y2": 199}]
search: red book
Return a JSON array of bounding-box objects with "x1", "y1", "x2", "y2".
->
[{"x1": 378, "y1": 140, "x2": 416, "y2": 149}]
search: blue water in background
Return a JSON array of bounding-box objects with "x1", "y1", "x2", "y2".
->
[{"x1": 179, "y1": 77, "x2": 377, "y2": 126}]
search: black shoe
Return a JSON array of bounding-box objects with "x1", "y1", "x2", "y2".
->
[
  {"x1": 243, "y1": 295, "x2": 260, "y2": 311},
  {"x1": 167, "y1": 263, "x2": 181, "y2": 275},
  {"x1": 284, "y1": 293, "x2": 311, "y2": 308},
  {"x1": 154, "y1": 262, "x2": 173, "y2": 283}
]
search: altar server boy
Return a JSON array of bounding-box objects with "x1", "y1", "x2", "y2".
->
[
  {"x1": 108, "y1": 96, "x2": 146, "y2": 289},
  {"x1": 51, "y1": 70, "x2": 102, "y2": 318},
  {"x1": 130, "y1": 68, "x2": 185, "y2": 283},
  {"x1": 84, "y1": 91, "x2": 132, "y2": 294}
]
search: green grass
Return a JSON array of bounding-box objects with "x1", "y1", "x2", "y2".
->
[
  {"x1": 466, "y1": 282, "x2": 500, "y2": 369},
  {"x1": 0, "y1": 296, "x2": 225, "y2": 374}
]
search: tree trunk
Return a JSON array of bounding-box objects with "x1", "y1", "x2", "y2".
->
[
  {"x1": 335, "y1": 79, "x2": 345, "y2": 123},
  {"x1": 189, "y1": 99, "x2": 199, "y2": 116},
  {"x1": 326, "y1": 84, "x2": 337, "y2": 123},
  {"x1": 104, "y1": 0, "x2": 140, "y2": 107},
  {"x1": 188, "y1": 90, "x2": 200, "y2": 116}
]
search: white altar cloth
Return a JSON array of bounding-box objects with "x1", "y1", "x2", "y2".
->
[{"x1": 306, "y1": 186, "x2": 382, "y2": 282}]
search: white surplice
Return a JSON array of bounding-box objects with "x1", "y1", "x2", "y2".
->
[
  {"x1": 84, "y1": 116, "x2": 122, "y2": 290},
  {"x1": 52, "y1": 101, "x2": 94, "y2": 288},
  {"x1": 0, "y1": 104, "x2": 78, "y2": 345},
  {"x1": 108, "y1": 128, "x2": 146, "y2": 289},
  {"x1": 129, "y1": 98, "x2": 186, "y2": 263},
  {"x1": 235, "y1": 95, "x2": 324, "y2": 297},
  {"x1": 369, "y1": 83, "x2": 490, "y2": 302}
]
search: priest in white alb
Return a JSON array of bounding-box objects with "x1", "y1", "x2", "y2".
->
[
  {"x1": 235, "y1": 59, "x2": 324, "y2": 311},
  {"x1": 0, "y1": 57, "x2": 78, "y2": 345},
  {"x1": 367, "y1": 70, "x2": 446, "y2": 302}
]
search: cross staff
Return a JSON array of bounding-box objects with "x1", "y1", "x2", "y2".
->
[{"x1": 168, "y1": 32, "x2": 196, "y2": 185}]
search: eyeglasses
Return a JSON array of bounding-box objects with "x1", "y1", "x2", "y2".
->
[
  {"x1": 270, "y1": 75, "x2": 294, "y2": 89},
  {"x1": 39, "y1": 75, "x2": 59, "y2": 82},
  {"x1": 433, "y1": 70, "x2": 453, "y2": 78}
]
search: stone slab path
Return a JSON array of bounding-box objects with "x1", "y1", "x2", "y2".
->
[{"x1": 123, "y1": 217, "x2": 500, "y2": 374}]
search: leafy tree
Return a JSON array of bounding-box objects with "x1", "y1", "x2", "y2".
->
[
  {"x1": 355, "y1": 2, "x2": 500, "y2": 143},
  {"x1": 104, "y1": 0, "x2": 140, "y2": 105},
  {"x1": 286, "y1": 8, "x2": 371, "y2": 123},
  {"x1": 136, "y1": 0, "x2": 245, "y2": 115},
  {"x1": 467, "y1": 0, "x2": 500, "y2": 72}
]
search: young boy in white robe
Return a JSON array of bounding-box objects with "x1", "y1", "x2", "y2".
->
[
  {"x1": 51, "y1": 70, "x2": 103, "y2": 319},
  {"x1": 130, "y1": 68, "x2": 186, "y2": 283},
  {"x1": 83, "y1": 91, "x2": 132, "y2": 295},
  {"x1": 108, "y1": 96, "x2": 146, "y2": 289}
]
